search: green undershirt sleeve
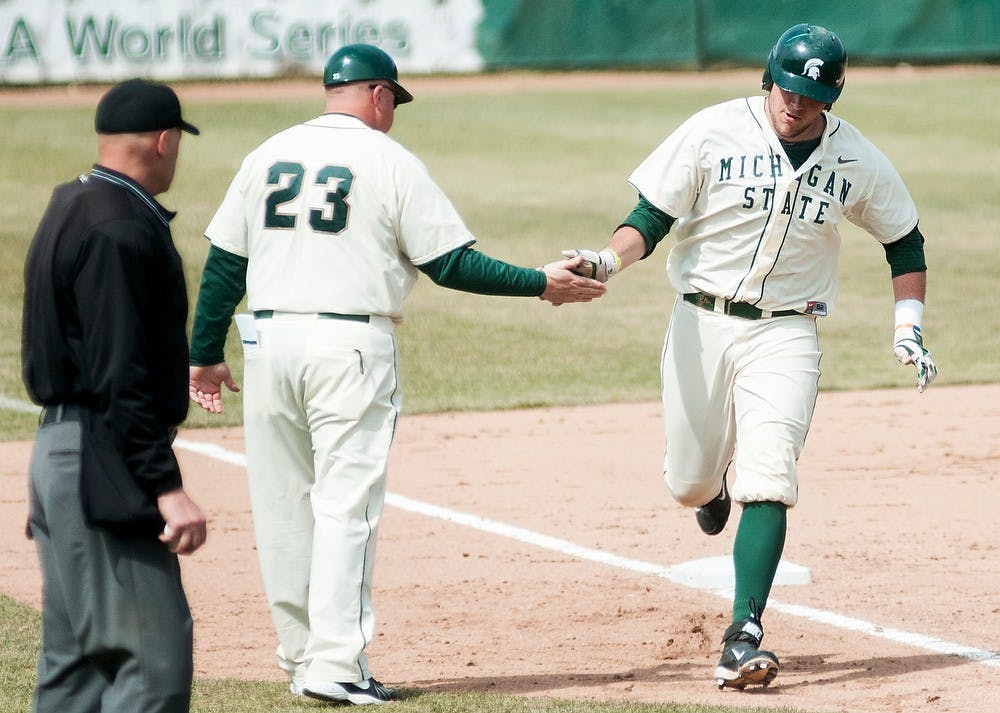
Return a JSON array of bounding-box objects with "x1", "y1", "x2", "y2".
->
[
  {"x1": 619, "y1": 195, "x2": 676, "y2": 258},
  {"x1": 418, "y1": 246, "x2": 547, "y2": 297},
  {"x1": 882, "y1": 225, "x2": 927, "y2": 278},
  {"x1": 190, "y1": 243, "x2": 248, "y2": 366}
]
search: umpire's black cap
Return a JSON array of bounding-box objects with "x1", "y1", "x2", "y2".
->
[{"x1": 95, "y1": 79, "x2": 200, "y2": 135}]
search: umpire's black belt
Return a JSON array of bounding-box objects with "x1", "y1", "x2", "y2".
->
[
  {"x1": 253, "y1": 310, "x2": 369, "y2": 324},
  {"x1": 40, "y1": 403, "x2": 82, "y2": 426},
  {"x1": 683, "y1": 292, "x2": 801, "y2": 320}
]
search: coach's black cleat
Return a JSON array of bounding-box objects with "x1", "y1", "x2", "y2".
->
[
  {"x1": 695, "y1": 476, "x2": 731, "y2": 535},
  {"x1": 302, "y1": 678, "x2": 400, "y2": 705}
]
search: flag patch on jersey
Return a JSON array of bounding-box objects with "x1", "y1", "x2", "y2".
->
[{"x1": 805, "y1": 301, "x2": 828, "y2": 316}]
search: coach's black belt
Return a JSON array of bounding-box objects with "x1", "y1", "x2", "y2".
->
[
  {"x1": 40, "y1": 403, "x2": 82, "y2": 426},
  {"x1": 253, "y1": 310, "x2": 370, "y2": 324},
  {"x1": 683, "y1": 292, "x2": 801, "y2": 320}
]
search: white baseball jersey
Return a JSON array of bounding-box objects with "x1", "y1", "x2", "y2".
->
[
  {"x1": 629, "y1": 95, "x2": 918, "y2": 316},
  {"x1": 205, "y1": 113, "x2": 474, "y2": 320}
]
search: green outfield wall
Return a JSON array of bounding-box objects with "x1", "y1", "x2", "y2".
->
[{"x1": 478, "y1": 0, "x2": 1000, "y2": 69}]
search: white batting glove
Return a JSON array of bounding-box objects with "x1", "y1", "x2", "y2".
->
[
  {"x1": 561, "y1": 248, "x2": 621, "y2": 283},
  {"x1": 893, "y1": 325, "x2": 937, "y2": 393},
  {"x1": 892, "y1": 299, "x2": 937, "y2": 393}
]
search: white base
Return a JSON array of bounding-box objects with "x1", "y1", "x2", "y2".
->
[{"x1": 666, "y1": 555, "x2": 812, "y2": 589}]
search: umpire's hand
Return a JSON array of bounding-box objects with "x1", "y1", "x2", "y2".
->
[
  {"x1": 190, "y1": 363, "x2": 240, "y2": 414},
  {"x1": 157, "y1": 488, "x2": 207, "y2": 555}
]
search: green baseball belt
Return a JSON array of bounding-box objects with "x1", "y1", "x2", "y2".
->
[
  {"x1": 252, "y1": 310, "x2": 369, "y2": 324},
  {"x1": 683, "y1": 292, "x2": 800, "y2": 320}
]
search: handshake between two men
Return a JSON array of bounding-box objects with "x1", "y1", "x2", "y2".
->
[
  {"x1": 537, "y1": 251, "x2": 613, "y2": 305},
  {"x1": 539, "y1": 247, "x2": 623, "y2": 306}
]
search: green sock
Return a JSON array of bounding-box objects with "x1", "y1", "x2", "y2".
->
[{"x1": 732, "y1": 501, "x2": 787, "y2": 622}]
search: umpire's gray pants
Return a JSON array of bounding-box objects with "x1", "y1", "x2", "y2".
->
[{"x1": 27, "y1": 414, "x2": 193, "y2": 713}]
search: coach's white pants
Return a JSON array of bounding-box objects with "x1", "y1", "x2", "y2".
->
[
  {"x1": 661, "y1": 297, "x2": 820, "y2": 507},
  {"x1": 242, "y1": 313, "x2": 400, "y2": 685}
]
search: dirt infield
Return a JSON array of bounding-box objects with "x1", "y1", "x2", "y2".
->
[{"x1": 1, "y1": 384, "x2": 998, "y2": 713}]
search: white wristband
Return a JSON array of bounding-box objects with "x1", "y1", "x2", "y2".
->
[
  {"x1": 599, "y1": 249, "x2": 621, "y2": 278},
  {"x1": 894, "y1": 299, "x2": 923, "y2": 330}
]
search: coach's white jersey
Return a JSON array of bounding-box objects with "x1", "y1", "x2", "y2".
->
[
  {"x1": 205, "y1": 113, "x2": 474, "y2": 320},
  {"x1": 629, "y1": 95, "x2": 918, "y2": 315}
]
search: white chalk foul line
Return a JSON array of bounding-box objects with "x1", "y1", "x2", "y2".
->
[
  {"x1": 0, "y1": 396, "x2": 41, "y2": 416},
  {"x1": 0, "y1": 397, "x2": 980, "y2": 671},
  {"x1": 765, "y1": 601, "x2": 1000, "y2": 666},
  {"x1": 385, "y1": 493, "x2": 999, "y2": 668},
  {"x1": 167, "y1": 437, "x2": 1000, "y2": 669},
  {"x1": 174, "y1": 437, "x2": 247, "y2": 467}
]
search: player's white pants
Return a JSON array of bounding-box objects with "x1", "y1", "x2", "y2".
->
[
  {"x1": 241, "y1": 312, "x2": 400, "y2": 685},
  {"x1": 661, "y1": 296, "x2": 820, "y2": 507}
]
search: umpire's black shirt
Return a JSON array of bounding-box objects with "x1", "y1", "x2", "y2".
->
[{"x1": 22, "y1": 165, "x2": 189, "y2": 496}]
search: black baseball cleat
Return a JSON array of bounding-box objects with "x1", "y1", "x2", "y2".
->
[
  {"x1": 713, "y1": 617, "x2": 780, "y2": 690},
  {"x1": 302, "y1": 677, "x2": 401, "y2": 705},
  {"x1": 695, "y1": 476, "x2": 731, "y2": 535}
]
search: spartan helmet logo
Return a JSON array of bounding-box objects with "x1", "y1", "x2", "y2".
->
[{"x1": 803, "y1": 58, "x2": 824, "y2": 80}]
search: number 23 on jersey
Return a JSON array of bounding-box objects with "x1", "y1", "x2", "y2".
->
[{"x1": 263, "y1": 161, "x2": 355, "y2": 235}]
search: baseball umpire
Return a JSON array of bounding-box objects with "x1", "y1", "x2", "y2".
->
[
  {"x1": 187, "y1": 44, "x2": 604, "y2": 704},
  {"x1": 563, "y1": 23, "x2": 936, "y2": 689},
  {"x1": 22, "y1": 79, "x2": 207, "y2": 712}
]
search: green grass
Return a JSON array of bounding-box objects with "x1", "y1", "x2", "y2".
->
[
  {"x1": 1, "y1": 69, "x2": 997, "y2": 712},
  {"x1": 194, "y1": 682, "x2": 812, "y2": 713},
  {"x1": 0, "y1": 596, "x2": 39, "y2": 712},
  {"x1": 2, "y1": 71, "x2": 999, "y2": 438}
]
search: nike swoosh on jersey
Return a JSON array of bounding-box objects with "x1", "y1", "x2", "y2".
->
[{"x1": 837, "y1": 156, "x2": 858, "y2": 164}]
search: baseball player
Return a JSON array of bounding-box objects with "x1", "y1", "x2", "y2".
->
[
  {"x1": 187, "y1": 44, "x2": 604, "y2": 705},
  {"x1": 564, "y1": 23, "x2": 936, "y2": 689}
]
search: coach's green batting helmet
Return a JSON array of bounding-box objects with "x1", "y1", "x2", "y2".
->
[
  {"x1": 761, "y1": 24, "x2": 847, "y2": 105},
  {"x1": 323, "y1": 43, "x2": 413, "y2": 105}
]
